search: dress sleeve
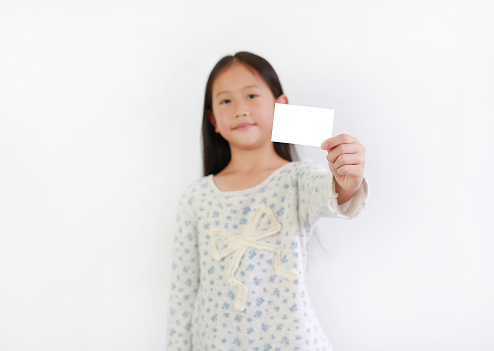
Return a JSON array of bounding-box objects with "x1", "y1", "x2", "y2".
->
[
  {"x1": 297, "y1": 160, "x2": 369, "y2": 230},
  {"x1": 166, "y1": 186, "x2": 200, "y2": 351}
]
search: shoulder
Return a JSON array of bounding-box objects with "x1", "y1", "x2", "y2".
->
[
  {"x1": 178, "y1": 175, "x2": 213, "y2": 205},
  {"x1": 271, "y1": 160, "x2": 329, "y2": 189},
  {"x1": 287, "y1": 159, "x2": 328, "y2": 176}
]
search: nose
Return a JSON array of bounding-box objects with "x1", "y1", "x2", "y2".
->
[
  {"x1": 234, "y1": 110, "x2": 248, "y2": 118},
  {"x1": 233, "y1": 101, "x2": 249, "y2": 118}
]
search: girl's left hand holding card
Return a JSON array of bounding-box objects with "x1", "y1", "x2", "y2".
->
[{"x1": 321, "y1": 134, "x2": 366, "y2": 203}]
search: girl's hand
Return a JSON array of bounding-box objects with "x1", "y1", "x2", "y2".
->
[{"x1": 321, "y1": 134, "x2": 366, "y2": 204}]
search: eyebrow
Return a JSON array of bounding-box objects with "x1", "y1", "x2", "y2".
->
[{"x1": 215, "y1": 85, "x2": 260, "y2": 98}]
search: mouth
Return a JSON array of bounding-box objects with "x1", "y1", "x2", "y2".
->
[{"x1": 233, "y1": 123, "x2": 255, "y2": 130}]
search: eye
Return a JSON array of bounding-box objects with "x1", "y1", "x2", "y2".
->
[
  {"x1": 220, "y1": 99, "x2": 231, "y2": 104},
  {"x1": 247, "y1": 94, "x2": 257, "y2": 99}
]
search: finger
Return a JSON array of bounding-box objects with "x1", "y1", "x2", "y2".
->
[
  {"x1": 328, "y1": 160, "x2": 338, "y2": 177},
  {"x1": 332, "y1": 154, "x2": 365, "y2": 170},
  {"x1": 321, "y1": 134, "x2": 358, "y2": 150},
  {"x1": 326, "y1": 143, "x2": 363, "y2": 164},
  {"x1": 334, "y1": 164, "x2": 364, "y2": 177}
]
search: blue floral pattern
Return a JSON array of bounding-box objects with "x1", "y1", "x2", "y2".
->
[{"x1": 167, "y1": 160, "x2": 369, "y2": 350}]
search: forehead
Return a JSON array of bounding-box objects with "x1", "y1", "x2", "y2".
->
[{"x1": 212, "y1": 63, "x2": 267, "y2": 94}]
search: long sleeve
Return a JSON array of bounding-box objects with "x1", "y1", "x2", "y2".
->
[
  {"x1": 166, "y1": 187, "x2": 200, "y2": 351},
  {"x1": 297, "y1": 160, "x2": 369, "y2": 230}
]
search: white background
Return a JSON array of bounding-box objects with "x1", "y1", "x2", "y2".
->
[{"x1": 1, "y1": 1, "x2": 493, "y2": 350}]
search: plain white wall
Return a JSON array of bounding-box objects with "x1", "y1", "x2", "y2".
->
[{"x1": 1, "y1": 1, "x2": 493, "y2": 350}]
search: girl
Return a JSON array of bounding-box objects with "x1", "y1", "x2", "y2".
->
[{"x1": 167, "y1": 51, "x2": 368, "y2": 351}]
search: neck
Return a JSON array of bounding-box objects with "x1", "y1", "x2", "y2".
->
[{"x1": 225, "y1": 143, "x2": 288, "y2": 173}]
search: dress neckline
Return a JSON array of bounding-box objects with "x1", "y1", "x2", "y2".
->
[{"x1": 208, "y1": 161, "x2": 294, "y2": 195}]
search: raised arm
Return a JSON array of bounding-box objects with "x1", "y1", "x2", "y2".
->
[{"x1": 297, "y1": 158, "x2": 369, "y2": 231}]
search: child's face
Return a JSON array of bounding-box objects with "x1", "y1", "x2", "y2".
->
[{"x1": 209, "y1": 62, "x2": 287, "y2": 152}]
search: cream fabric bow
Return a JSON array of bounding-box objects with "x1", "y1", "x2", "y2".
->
[{"x1": 210, "y1": 204, "x2": 299, "y2": 311}]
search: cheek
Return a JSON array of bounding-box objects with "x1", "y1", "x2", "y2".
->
[
  {"x1": 215, "y1": 113, "x2": 231, "y2": 130},
  {"x1": 256, "y1": 104, "x2": 275, "y2": 124}
]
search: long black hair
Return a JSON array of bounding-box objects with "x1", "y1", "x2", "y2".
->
[{"x1": 202, "y1": 51, "x2": 298, "y2": 176}]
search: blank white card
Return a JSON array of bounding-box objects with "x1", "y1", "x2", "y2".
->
[{"x1": 271, "y1": 103, "x2": 334, "y2": 147}]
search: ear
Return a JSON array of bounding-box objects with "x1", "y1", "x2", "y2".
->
[
  {"x1": 275, "y1": 94, "x2": 289, "y2": 104},
  {"x1": 207, "y1": 110, "x2": 219, "y2": 133}
]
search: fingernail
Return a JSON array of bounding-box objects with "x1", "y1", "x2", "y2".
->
[{"x1": 321, "y1": 142, "x2": 327, "y2": 149}]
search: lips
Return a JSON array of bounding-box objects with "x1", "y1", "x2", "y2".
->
[{"x1": 233, "y1": 122, "x2": 255, "y2": 130}]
